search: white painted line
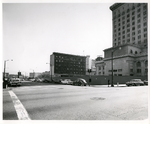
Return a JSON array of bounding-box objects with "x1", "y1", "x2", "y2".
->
[{"x1": 8, "y1": 91, "x2": 31, "y2": 120}]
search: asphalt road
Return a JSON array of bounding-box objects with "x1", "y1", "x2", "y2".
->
[{"x1": 3, "y1": 83, "x2": 148, "y2": 120}]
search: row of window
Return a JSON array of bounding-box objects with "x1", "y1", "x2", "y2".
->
[
  {"x1": 136, "y1": 61, "x2": 148, "y2": 67},
  {"x1": 114, "y1": 19, "x2": 147, "y2": 29},
  {"x1": 55, "y1": 65, "x2": 85, "y2": 70},
  {"x1": 114, "y1": 28, "x2": 147, "y2": 40},
  {"x1": 98, "y1": 66, "x2": 148, "y2": 76},
  {"x1": 55, "y1": 55, "x2": 85, "y2": 62},
  {"x1": 98, "y1": 66, "x2": 105, "y2": 70},
  {"x1": 130, "y1": 68, "x2": 148, "y2": 74},
  {"x1": 55, "y1": 68, "x2": 85, "y2": 75},
  {"x1": 115, "y1": 32, "x2": 147, "y2": 40},
  {"x1": 114, "y1": 9, "x2": 147, "y2": 20},
  {"x1": 55, "y1": 60, "x2": 85, "y2": 66},
  {"x1": 55, "y1": 71, "x2": 85, "y2": 75},
  {"x1": 115, "y1": 35, "x2": 147, "y2": 42},
  {"x1": 108, "y1": 74, "x2": 122, "y2": 76},
  {"x1": 108, "y1": 69, "x2": 122, "y2": 72},
  {"x1": 113, "y1": 4, "x2": 147, "y2": 18},
  {"x1": 114, "y1": 23, "x2": 147, "y2": 33},
  {"x1": 130, "y1": 50, "x2": 140, "y2": 55},
  {"x1": 114, "y1": 38, "x2": 147, "y2": 46}
]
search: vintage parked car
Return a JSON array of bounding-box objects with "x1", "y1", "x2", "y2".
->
[
  {"x1": 73, "y1": 78, "x2": 87, "y2": 86},
  {"x1": 29, "y1": 79, "x2": 36, "y2": 82},
  {"x1": 60, "y1": 79, "x2": 73, "y2": 85},
  {"x1": 36, "y1": 78, "x2": 43, "y2": 82},
  {"x1": 126, "y1": 79, "x2": 144, "y2": 86},
  {"x1": 143, "y1": 80, "x2": 148, "y2": 85},
  {"x1": 52, "y1": 78, "x2": 62, "y2": 84},
  {"x1": 8, "y1": 78, "x2": 22, "y2": 86}
]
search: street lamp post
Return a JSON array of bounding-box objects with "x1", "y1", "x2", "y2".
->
[
  {"x1": 46, "y1": 62, "x2": 52, "y2": 81},
  {"x1": 3, "y1": 59, "x2": 13, "y2": 80},
  {"x1": 111, "y1": 47, "x2": 121, "y2": 87},
  {"x1": 111, "y1": 51, "x2": 114, "y2": 87},
  {"x1": 50, "y1": 64, "x2": 52, "y2": 81},
  {"x1": 3, "y1": 60, "x2": 7, "y2": 81},
  {"x1": 3, "y1": 59, "x2": 13, "y2": 88},
  {"x1": 88, "y1": 69, "x2": 92, "y2": 86}
]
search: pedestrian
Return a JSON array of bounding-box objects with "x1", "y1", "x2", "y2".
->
[
  {"x1": 108, "y1": 80, "x2": 110, "y2": 87},
  {"x1": 89, "y1": 78, "x2": 91, "y2": 86},
  {"x1": 117, "y1": 82, "x2": 119, "y2": 87}
]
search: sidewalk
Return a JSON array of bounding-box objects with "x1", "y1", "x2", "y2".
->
[{"x1": 90, "y1": 84, "x2": 126, "y2": 88}]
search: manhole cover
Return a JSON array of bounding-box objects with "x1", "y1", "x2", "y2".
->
[{"x1": 91, "y1": 97, "x2": 105, "y2": 100}]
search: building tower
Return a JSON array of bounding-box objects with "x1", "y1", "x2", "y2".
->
[
  {"x1": 95, "y1": 3, "x2": 148, "y2": 77},
  {"x1": 110, "y1": 3, "x2": 147, "y2": 48}
]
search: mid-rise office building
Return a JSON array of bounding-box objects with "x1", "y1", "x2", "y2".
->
[{"x1": 50, "y1": 52, "x2": 91, "y2": 76}]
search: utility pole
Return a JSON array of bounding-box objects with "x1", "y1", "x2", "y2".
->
[
  {"x1": 88, "y1": 69, "x2": 92, "y2": 86},
  {"x1": 3, "y1": 59, "x2": 13, "y2": 88},
  {"x1": 111, "y1": 47, "x2": 121, "y2": 87}
]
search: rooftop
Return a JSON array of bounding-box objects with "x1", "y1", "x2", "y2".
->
[
  {"x1": 109, "y1": 3, "x2": 124, "y2": 11},
  {"x1": 52, "y1": 52, "x2": 87, "y2": 58},
  {"x1": 103, "y1": 44, "x2": 143, "y2": 51}
]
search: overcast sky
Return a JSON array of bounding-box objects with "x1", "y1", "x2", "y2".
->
[{"x1": 3, "y1": 3, "x2": 113, "y2": 75}]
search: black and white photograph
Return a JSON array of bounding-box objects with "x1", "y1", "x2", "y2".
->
[
  {"x1": 2, "y1": 1, "x2": 148, "y2": 121},
  {"x1": 1, "y1": 0, "x2": 150, "y2": 150}
]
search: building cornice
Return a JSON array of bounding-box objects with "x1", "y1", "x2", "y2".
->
[
  {"x1": 110, "y1": 3, "x2": 125, "y2": 11},
  {"x1": 53, "y1": 52, "x2": 86, "y2": 58},
  {"x1": 103, "y1": 44, "x2": 144, "y2": 52},
  {"x1": 103, "y1": 53, "x2": 148, "y2": 61}
]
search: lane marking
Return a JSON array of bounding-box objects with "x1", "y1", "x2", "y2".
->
[{"x1": 8, "y1": 91, "x2": 31, "y2": 120}]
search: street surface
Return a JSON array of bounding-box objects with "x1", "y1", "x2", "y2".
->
[{"x1": 3, "y1": 84, "x2": 148, "y2": 120}]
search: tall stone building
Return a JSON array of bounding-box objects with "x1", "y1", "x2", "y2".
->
[
  {"x1": 110, "y1": 3, "x2": 147, "y2": 48},
  {"x1": 96, "y1": 3, "x2": 148, "y2": 77}
]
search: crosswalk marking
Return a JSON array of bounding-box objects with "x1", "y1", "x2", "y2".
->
[{"x1": 8, "y1": 90, "x2": 31, "y2": 120}]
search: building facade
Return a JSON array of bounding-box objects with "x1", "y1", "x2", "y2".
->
[
  {"x1": 96, "y1": 3, "x2": 148, "y2": 77},
  {"x1": 50, "y1": 52, "x2": 91, "y2": 77},
  {"x1": 110, "y1": 3, "x2": 147, "y2": 47}
]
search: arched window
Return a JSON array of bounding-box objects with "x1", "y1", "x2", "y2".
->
[
  {"x1": 135, "y1": 51, "x2": 137, "y2": 54},
  {"x1": 137, "y1": 61, "x2": 141, "y2": 67},
  {"x1": 130, "y1": 50, "x2": 133, "y2": 54}
]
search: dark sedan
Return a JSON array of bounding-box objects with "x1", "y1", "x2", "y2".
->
[
  {"x1": 126, "y1": 79, "x2": 144, "y2": 86},
  {"x1": 144, "y1": 80, "x2": 148, "y2": 85},
  {"x1": 73, "y1": 78, "x2": 87, "y2": 86}
]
